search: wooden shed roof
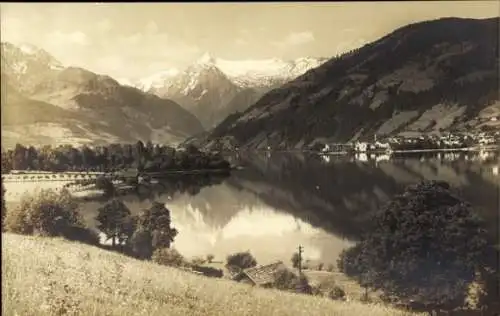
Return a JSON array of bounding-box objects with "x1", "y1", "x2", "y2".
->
[{"x1": 240, "y1": 261, "x2": 286, "y2": 286}]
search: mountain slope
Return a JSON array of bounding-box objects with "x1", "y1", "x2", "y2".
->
[
  {"x1": 1, "y1": 42, "x2": 204, "y2": 148},
  {"x1": 147, "y1": 56, "x2": 242, "y2": 129},
  {"x1": 203, "y1": 17, "x2": 499, "y2": 150},
  {"x1": 128, "y1": 54, "x2": 327, "y2": 128}
]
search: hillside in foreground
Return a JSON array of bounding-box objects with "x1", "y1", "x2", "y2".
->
[
  {"x1": 203, "y1": 17, "x2": 499, "y2": 150},
  {"x1": 1, "y1": 233, "x2": 420, "y2": 316}
]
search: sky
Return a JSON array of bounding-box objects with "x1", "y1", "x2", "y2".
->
[{"x1": 1, "y1": 2, "x2": 498, "y2": 80}]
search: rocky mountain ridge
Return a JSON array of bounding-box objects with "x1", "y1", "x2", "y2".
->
[
  {"x1": 1, "y1": 42, "x2": 204, "y2": 148},
  {"x1": 122, "y1": 53, "x2": 328, "y2": 128}
]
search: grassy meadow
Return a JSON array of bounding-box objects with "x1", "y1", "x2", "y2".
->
[{"x1": 1, "y1": 233, "x2": 422, "y2": 316}]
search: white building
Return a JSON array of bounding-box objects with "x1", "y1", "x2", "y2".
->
[{"x1": 355, "y1": 142, "x2": 368, "y2": 152}]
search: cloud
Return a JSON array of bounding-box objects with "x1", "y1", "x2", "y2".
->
[
  {"x1": 95, "y1": 23, "x2": 200, "y2": 78},
  {"x1": 47, "y1": 30, "x2": 90, "y2": 46},
  {"x1": 272, "y1": 31, "x2": 315, "y2": 48}
]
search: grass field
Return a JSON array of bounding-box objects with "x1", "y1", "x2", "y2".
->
[{"x1": 1, "y1": 233, "x2": 422, "y2": 316}]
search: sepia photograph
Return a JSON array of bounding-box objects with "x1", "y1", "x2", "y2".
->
[{"x1": 1, "y1": 2, "x2": 499, "y2": 316}]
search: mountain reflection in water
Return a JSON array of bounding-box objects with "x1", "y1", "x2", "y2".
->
[{"x1": 76, "y1": 150, "x2": 498, "y2": 266}]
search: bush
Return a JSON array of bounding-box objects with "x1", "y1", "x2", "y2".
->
[
  {"x1": 273, "y1": 267, "x2": 299, "y2": 291},
  {"x1": 328, "y1": 286, "x2": 346, "y2": 301},
  {"x1": 191, "y1": 265, "x2": 223, "y2": 278},
  {"x1": 326, "y1": 263, "x2": 335, "y2": 272},
  {"x1": 152, "y1": 248, "x2": 186, "y2": 267},
  {"x1": 4, "y1": 188, "x2": 82, "y2": 237},
  {"x1": 206, "y1": 254, "x2": 215, "y2": 263},
  {"x1": 295, "y1": 274, "x2": 313, "y2": 294},
  {"x1": 226, "y1": 251, "x2": 257, "y2": 270},
  {"x1": 191, "y1": 257, "x2": 207, "y2": 265},
  {"x1": 62, "y1": 226, "x2": 100, "y2": 246},
  {"x1": 317, "y1": 263, "x2": 324, "y2": 271}
]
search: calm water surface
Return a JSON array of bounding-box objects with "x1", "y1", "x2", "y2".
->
[{"x1": 5, "y1": 151, "x2": 499, "y2": 266}]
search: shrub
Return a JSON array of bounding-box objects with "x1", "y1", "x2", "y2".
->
[
  {"x1": 191, "y1": 265, "x2": 223, "y2": 278},
  {"x1": 62, "y1": 226, "x2": 100, "y2": 246},
  {"x1": 295, "y1": 274, "x2": 313, "y2": 294},
  {"x1": 152, "y1": 248, "x2": 186, "y2": 267},
  {"x1": 206, "y1": 254, "x2": 215, "y2": 263},
  {"x1": 226, "y1": 251, "x2": 257, "y2": 270},
  {"x1": 4, "y1": 188, "x2": 82, "y2": 237},
  {"x1": 317, "y1": 263, "x2": 324, "y2": 271},
  {"x1": 328, "y1": 286, "x2": 346, "y2": 301},
  {"x1": 273, "y1": 267, "x2": 299, "y2": 291},
  {"x1": 191, "y1": 257, "x2": 207, "y2": 265}
]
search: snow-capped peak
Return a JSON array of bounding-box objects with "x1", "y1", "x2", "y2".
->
[
  {"x1": 196, "y1": 52, "x2": 217, "y2": 65},
  {"x1": 18, "y1": 43, "x2": 39, "y2": 55},
  {"x1": 214, "y1": 56, "x2": 327, "y2": 88},
  {"x1": 1, "y1": 41, "x2": 65, "y2": 77},
  {"x1": 127, "y1": 54, "x2": 328, "y2": 92},
  {"x1": 130, "y1": 68, "x2": 181, "y2": 91}
]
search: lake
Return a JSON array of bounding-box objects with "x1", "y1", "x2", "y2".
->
[{"x1": 4, "y1": 150, "x2": 499, "y2": 268}]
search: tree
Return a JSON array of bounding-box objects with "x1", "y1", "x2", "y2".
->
[
  {"x1": 138, "y1": 202, "x2": 178, "y2": 249},
  {"x1": 95, "y1": 176, "x2": 115, "y2": 196},
  {"x1": 130, "y1": 201, "x2": 178, "y2": 259},
  {"x1": 226, "y1": 251, "x2": 257, "y2": 271},
  {"x1": 4, "y1": 188, "x2": 82, "y2": 237},
  {"x1": 12, "y1": 143, "x2": 28, "y2": 170},
  {"x1": 291, "y1": 252, "x2": 301, "y2": 269},
  {"x1": 95, "y1": 198, "x2": 132, "y2": 247},
  {"x1": 338, "y1": 181, "x2": 489, "y2": 311},
  {"x1": 129, "y1": 228, "x2": 153, "y2": 259}
]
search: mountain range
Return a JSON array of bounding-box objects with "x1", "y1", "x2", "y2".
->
[
  {"x1": 2, "y1": 17, "x2": 498, "y2": 150},
  {"x1": 1, "y1": 42, "x2": 204, "y2": 148},
  {"x1": 120, "y1": 54, "x2": 328, "y2": 128},
  {"x1": 198, "y1": 17, "x2": 499, "y2": 150}
]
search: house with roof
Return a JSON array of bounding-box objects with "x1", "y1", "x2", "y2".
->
[{"x1": 230, "y1": 261, "x2": 286, "y2": 288}]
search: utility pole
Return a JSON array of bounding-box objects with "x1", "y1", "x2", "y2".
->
[{"x1": 298, "y1": 245, "x2": 303, "y2": 275}]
